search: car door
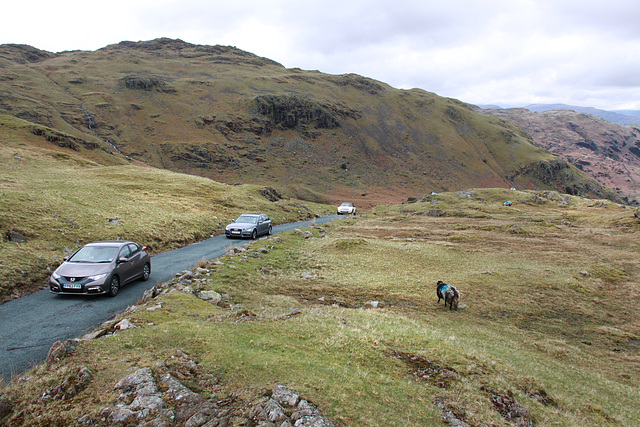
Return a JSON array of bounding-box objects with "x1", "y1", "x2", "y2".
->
[
  {"x1": 116, "y1": 244, "x2": 135, "y2": 284},
  {"x1": 264, "y1": 215, "x2": 271, "y2": 234},
  {"x1": 259, "y1": 215, "x2": 270, "y2": 235},
  {"x1": 127, "y1": 243, "x2": 144, "y2": 280}
]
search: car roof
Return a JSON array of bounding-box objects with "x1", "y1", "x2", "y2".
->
[{"x1": 84, "y1": 241, "x2": 134, "y2": 247}]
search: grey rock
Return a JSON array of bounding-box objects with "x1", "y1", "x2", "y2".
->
[
  {"x1": 8, "y1": 230, "x2": 25, "y2": 242},
  {"x1": 272, "y1": 384, "x2": 300, "y2": 407},
  {"x1": 161, "y1": 373, "x2": 204, "y2": 406}
]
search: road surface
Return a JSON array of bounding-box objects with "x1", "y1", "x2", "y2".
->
[{"x1": 0, "y1": 215, "x2": 338, "y2": 383}]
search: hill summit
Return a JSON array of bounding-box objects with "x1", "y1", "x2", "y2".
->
[{"x1": 0, "y1": 38, "x2": 621, "y2": 205}]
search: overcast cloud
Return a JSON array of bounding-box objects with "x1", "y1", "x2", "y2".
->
[{"x1": 4, "y1": 0, "x2": 640, "y2": 110}]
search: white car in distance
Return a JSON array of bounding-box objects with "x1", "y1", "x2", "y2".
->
[{"x1": 337, "y1": 202, "x2": 356, "y2": 215}]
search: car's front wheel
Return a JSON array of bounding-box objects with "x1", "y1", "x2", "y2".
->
[
  {"x1": 141, "y1": 263, "x2": 151, "y2": 281},
  {"x1": 107, "y1": 276, "x2": 120, "y2": 297},
  {"x1": 268, "y1": 225, "x2": 273, "y2": 235},
  {"x1": 251, "y1": 229, "x2": 258, "y2": 239}
]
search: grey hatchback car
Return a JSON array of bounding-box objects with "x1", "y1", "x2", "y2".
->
[{"x1": 49, "y1": 241, "x2": 151, "y2": 297}]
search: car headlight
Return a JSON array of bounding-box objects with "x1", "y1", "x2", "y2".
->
[
  {"x1": 87, "y1": 273, "x2": 108, "y2": 281},
  {"x1": 52, "y1": 272, "x2": 61, "y2": 280}
]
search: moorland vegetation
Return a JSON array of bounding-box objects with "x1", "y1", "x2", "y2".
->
[{"x1": 1, "y1": 189, "x2": 638, "y2": 426}]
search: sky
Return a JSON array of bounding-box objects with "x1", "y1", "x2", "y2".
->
[{"x1": 4, "y1": 0, "x2": 640, "y2": 110}]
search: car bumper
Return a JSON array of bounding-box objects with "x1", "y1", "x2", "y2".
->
[
  {"x1": 337, "y1": 210, "x2": 354, "y2": 214},
  {"x1": 225, "y1": 229, "x2": 253, "y2": 238},
  {"x1": 49, "y1": 278, "x2": 108, "y2": 295}
]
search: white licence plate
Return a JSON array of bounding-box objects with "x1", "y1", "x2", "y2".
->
[
  {"x1": 63, "y1": 283, "x2": 82, "y2": 289},
  {"x1": 232, "y1": 230, "x2": 241, "y2": 234}
]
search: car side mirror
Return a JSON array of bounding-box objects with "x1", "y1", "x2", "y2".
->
[{"x1": 117, "y1": 256, "x2": 127, "y2": 264}]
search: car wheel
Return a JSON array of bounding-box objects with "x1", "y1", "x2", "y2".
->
[
  {"x1": 268, "y1": 225, "x2": 273, "y2": 235},
  {"x1": 107, "y1": 276, "x2": 120, "y2": 297},
  {"x1": 141, "y1": 263, "x2": 151, "y2": 281},
  {"x1": 251, "y1": 229, "x2": 258, "y2": 239}
]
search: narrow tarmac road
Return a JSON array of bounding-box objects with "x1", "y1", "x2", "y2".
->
[{"x1": 0, "y1": 215, "x2": 338, "y2": 383}]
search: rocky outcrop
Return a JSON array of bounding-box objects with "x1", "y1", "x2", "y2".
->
[
  {"x1": 40, "y1": 366, "x2": 93, "y2": 402},
  {"x1": 30, "y1": 126, "x2": 100, "y2": 151},
  {"x1": 253, "y1": 94, "x2": 360, "y2": 134},
  {"x1": 95, "y1": 354, "x2": 335, "y2": 426},
  {"x1": 45, "y1": 339, "x2": 79, "y2": 365},
  {"x1": 104, "y1": 38, "x2": 284, "y2": 67},
  {"x1": 0, "y1": 44, "x2": 54, "y2": 64},
  {"x1": 121, "y1": 75, "x2": 176, "y2": 93},
  {"x1": 250, "y1": 384, "x2": 336, "y2": 426},
  {"x1": 6, "y1": 230, "x2": 26, "y2": 243},
  {"x1": 261, "y1": 187, "x2": 284, "y2": 202},
  {"x1": 511, "y1": 159, "x2": 623, "y2": 203}
]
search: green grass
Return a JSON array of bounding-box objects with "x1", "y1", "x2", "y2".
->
[{"x1": 3, "y1": 193, "x2": 638, "y2": 426}]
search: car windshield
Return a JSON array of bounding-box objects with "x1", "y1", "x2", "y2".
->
[
  {"x1": 236, "y1": 215, "x2": 258, "y2": 224},
  {"x1": 341, "y1": 203, "x2": 353, "y2": 207},
  {"x1": 68, "y1": 246, "x2": 119, "y2": 263}
]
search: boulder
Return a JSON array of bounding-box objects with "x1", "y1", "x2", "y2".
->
[
  {"x1": 7, "y1": 230, "x2": 25, "y2": 243},
  {"x1": 197, "y1": 290, "x2": 221, "y2": 303},
  {"x1": 46, "y1": 340, "x2": 79, "y2": 365}
]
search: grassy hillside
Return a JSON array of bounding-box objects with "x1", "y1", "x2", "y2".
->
[
  {"x1": 0, "y1": 39, "x2": 621, "y2": 205},
  {"x1": 0, "y1": 114, "x2": 333, "y2": 301},
  {"x1": 1, "y1": 189, "x2": 638, "y2": 425}
]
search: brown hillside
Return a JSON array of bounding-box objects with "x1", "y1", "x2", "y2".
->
[
  {"x1": 477, "y1": 107, "x2": 640, "y2": 205},
  {"x1": 0, "y1": 38, "x2": 621, "y2": 206}
]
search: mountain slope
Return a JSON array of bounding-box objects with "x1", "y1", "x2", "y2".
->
[
  {"x1": 476, "y1": 107, "x2": 640, "y2": 205},
  {"x1": 0, "y1": 38, "x2": 621, "y2": 205}
]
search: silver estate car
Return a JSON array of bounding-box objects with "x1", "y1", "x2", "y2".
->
[
  {"x1": 49, "y1": 241, "x2": 151, "y2": 297},
  {"x1": 225, "y1": 213, "x2": 272, "y2": 239}
]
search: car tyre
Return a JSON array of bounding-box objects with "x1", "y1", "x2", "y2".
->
[
  {"x1": 251, "y1": 229, "x2": 258, "y2": 239},
  {"x1": 268, "y1": 225, "x2": 273, "y2": 235},
  {"x1": 141, "y1": 263, "x2": 151, "y2": 281},
  {"x1": 107, "y1": 275, "x2": 120, "y2": 297}
]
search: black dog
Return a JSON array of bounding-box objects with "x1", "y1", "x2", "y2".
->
[{"x1": 436, "y1": 280, "x2": 460, "y2": 310}]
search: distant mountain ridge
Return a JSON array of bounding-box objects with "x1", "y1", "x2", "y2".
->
[
  {"x1": 478, "y1": 103, "x2": 640, "y2": 127},
  {"x1": 524, "y1": 104, "x2": 640, "y2": 127},
  {"x1": 0, "y1": 38, "x2": 622, "y2": 205}
]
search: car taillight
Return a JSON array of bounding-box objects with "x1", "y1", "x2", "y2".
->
[{"x1": 142, "y1": 246, "x2": 147, "y2": 251}]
